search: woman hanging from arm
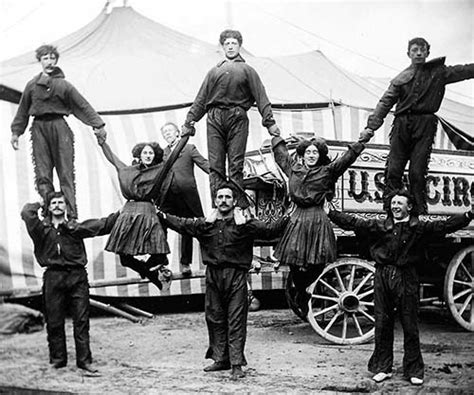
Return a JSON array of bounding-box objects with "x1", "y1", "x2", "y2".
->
[
  {"x1": 94, "y1": 128, "x2": 188, "y2": 290},
  {"x1": 271, "y1": 129, "x2": 373, "y2": 316}
]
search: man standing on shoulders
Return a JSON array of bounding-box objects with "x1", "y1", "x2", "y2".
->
[
  {"x1": 159, "y1": 122, "x2": 209, "y2": 276},
  {"x1": 11, "y1": 45, "x2": 106, "y2": 219},
  {"x1": 21, "y1": 192, "x2": 119, "y2": 374},
  {"x1": 158, "y1": 185, "x2": 288, "y2": 380},
  {"x1": 363, "y1": 38, "x2": 474, "y2": 215},
  {"x1": 181, "y1": 29, "x2": 281, "y2": 211},
  {"x1": 328, "y1": 189, "x2": 473, "y2": 386}
]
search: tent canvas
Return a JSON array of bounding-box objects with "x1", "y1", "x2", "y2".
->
[{"x1": 1, "y1": 6, "x2": 472, "y2": 297}]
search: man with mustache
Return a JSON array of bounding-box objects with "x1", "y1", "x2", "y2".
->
[
  {"x1": 11, "y1": 45, "x2": 106, "y2": 219},
  {"x1": 158, "y1": 185, "x2": 288, "y2": 380},
  {"x1": 328, "y1": 189, "x2": 473, "y2": 386},
  {"x1": 362, "y1": 37, "x2": 474, "y2": 216},
  {"x1": 21, "y1": 191, "x2": 119, "y2": 374}
]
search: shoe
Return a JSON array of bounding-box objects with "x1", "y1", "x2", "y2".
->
[
  {"x1": 230, "y1": 365, "x2": 245, "y2": 380},
  {"x1": 78, "y1": 363, "x2": 100, "y2": 375},
  {"x1": 203, "y1": 361, "x2": 231, "y2": 372},
  {"x1": 181, "y1": 263, "x2": 192, "y2": 277},
  {"x1": 372, "y1": 372, "x2": 392, "y2": 383},
  {"x1": 410, "y1": 377, "x2": 423, "y2": 386},
  {"x1": 52, "y1": 361, "x2": 67, "y2": 369}
]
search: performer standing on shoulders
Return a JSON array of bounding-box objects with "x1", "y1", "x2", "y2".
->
[
  {"x1": 11, "y1": 45, "x2": 106, "y2": 219},
  {"x1": 363, "y1": 37, "x2": 474, "y2": 215},
  {"x1": 181, "y1": 29, "x2": 281, "y2": 212}
]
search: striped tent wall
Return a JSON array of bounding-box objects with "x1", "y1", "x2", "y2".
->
[{"x1": 0, "y1": 102, "x2": 455, "y2": 297}]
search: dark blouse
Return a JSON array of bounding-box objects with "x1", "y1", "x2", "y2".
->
[{"x1": 272, "y1": 137, "x2": 364, "y2": 208}]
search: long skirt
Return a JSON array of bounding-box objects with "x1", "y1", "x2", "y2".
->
[
  {"x1": 105, "y1": 201, "x2": 169, "y2": 256},
  {"x1": 274, "y1": 205, "x2": 336, "y2": 268}
]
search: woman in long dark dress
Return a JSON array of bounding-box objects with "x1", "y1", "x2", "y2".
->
[
  {"x1": 271, "y1": 132, "x2": 371, "y2": 314},
  {"x1": 95, "y1": 130, "x2": 187, "y2": 289}
]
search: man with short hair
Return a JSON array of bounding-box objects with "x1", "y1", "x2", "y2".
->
[
  {"x1": 363, "y1": 37, "x2": 474, "y2": 215},
  {"x1": 21, "y1": 192, "x2": 119, "y2": 374},
  {"x1": 159, "y1": 122, "x2": 209, "y2": 276},
  {"x1": 328, "y1": 189, "x2": 473, "y2": 385},
  {"x1": 159, "y1": 185, "x2": 288, "y2": 379},
  {"x1": 182, "y1": 29, "x2": 281, "y2": 209},
  {"x1": 11, "y1": 45, "x2": 106, "y2": 219}
]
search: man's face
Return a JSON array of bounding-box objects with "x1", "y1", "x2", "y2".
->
[
  {"x1": 215, "y1": 188, "x2": 235, "y2": 215},
  {"x1": 408, "y1": 43, "x2": 428, "y2": 65},
  {"x1": 222, "y1": 38, "x2": 241, "y2": 60},
  {"x1": 161, "y1": 124, "x2": 179, "y2": 145},
  {"x1": 48, "y1": 196, "x2": 67, "y2": 217},
  {"x1": 390, "y1": 195, "x2": 412, "y2": 220},
  {"x1": 39, "y1": 53, "x2": 58, "y2": 75}
]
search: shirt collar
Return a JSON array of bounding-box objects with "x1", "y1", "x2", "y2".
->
[{"x1": 217, "y1": 54, "x2": 245, "y2": 67}]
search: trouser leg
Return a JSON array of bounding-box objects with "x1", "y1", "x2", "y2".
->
[
  {"x1": 408, "y1": 115, "x2": 437, "y2": 215},
  {"x1": 226, "y1": 268, "x2": 248, "y2": 366},
  {"x1": 52, "y1": 120, "x2": 77, "y2": 218},
  {"x1": 205, "y1": 267, "x2": 229, "y2": 363},
  {"x1": 68, "y1": 269, "x2": 92, "y2": 367},
  {"x1": 226, "y1": 108, "x2": 250, "y2": 208},
  {"x1": 207, "y1": 108, "x2": 228, "y2": 203},
  {"x1": 383, "y1": 117, "x2": 411, "y2": 212},
  {"x1": 368, "y1": 267, "x2": 396, "y2": 374},
  {"x1": 120, "y1": 255, "x2": 148, "y2": 278},
  {"x1": 31, "y1": 122, "x2": 54, "y2": 204},
  {"x1": 398, "y1": 268, "x2": 424, "y2": 379},
  {"x1": 43, "y1": 270, "x2": 68, "y2": 366}
]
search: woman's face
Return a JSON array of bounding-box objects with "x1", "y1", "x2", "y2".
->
[
  {"x1": 140, "y1": 145, "x2": 155, "y2": 166},
  {"x1": 304, "y1": 144, "x2": 320, "y2": 167}
]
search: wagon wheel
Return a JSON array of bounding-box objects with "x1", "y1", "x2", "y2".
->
[
  {"x1": 443, "y1": 245, "x2": 474, "y2": 331},
  {"x1": 307, "y1": 257, "x2": 375, "y2": 344},
  {"x1": 285, "y1": 271, "x2": 308, "y2": 322}
]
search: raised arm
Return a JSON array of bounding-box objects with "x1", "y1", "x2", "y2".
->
[
  {"x1": 271, "y1": 136, "x2": 293, "y2": 177},
  {"x1": 20, "y1": 202, "x2": 46, "y2": 245},
  {"x1": 328, "y1": 142, "x2": 365, "y2": 179},
  {"x1": 94, "y1": 129, "x2": 126, "y2": 171}
]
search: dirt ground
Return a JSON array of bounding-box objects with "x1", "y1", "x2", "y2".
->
[{"x1": 0, "y1": 306, "x2": 473, "y2": 394}]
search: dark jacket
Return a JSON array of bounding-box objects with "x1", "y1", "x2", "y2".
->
[
  {"x1": 11, "y1": 67, "x2": 105, "y2": 137},
  {"x1": 366, "y1": 58, "x2": 474, "y2": 131},
  {"x1": 161, "y1": 213, "x2": 288, "y2": 270},
  {"x1": 272, "y1": 137, "x2": 364, "y2": 208},
  {"x1": 21, "y1": 202, "x2": 119, "y2": 268},
  {"x1": 160, "y1": 142, "x2": 209, "y2": 215},
  {"x1": 185, "y1": 55, "x2": 275, "y2": 128},
  {"x1": 328, "y1": 209, "x2": 472, "y2": 268}
]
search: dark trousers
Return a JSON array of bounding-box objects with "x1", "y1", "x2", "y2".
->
[
  {"x1": 207, "y1": 107, "x2": 249, "y2": 208},
  {"x1": 161, "y1": 190, "x2": 198, "y2": 265},
  {"x1": 42, "y1": 267, "x2": 91, "y2": 367},
  {"x1": 383, "y1": 114, "x2": 437, "y2": 215},
  {"x1": 31, "y1": 118, "x2": 77, "y2": 218},
  {"x1": 205, "y1": 266, "x2": 248, "y2": 366},
  {"x1": 368, "y1": 265, "x2": 424, "y2": 379}
]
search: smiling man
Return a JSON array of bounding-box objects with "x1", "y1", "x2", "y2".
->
[
  {"x1": 21, "y1": 191, "x2": 119, "y2": 374},
  {"x1": 328, "y1": 189, "x2": 474, "y2": 386},
  {"x1": 158, "y1": 185, "x2": 288, "y2": 380},
  {"x1": 362, "y1": 37, "x2": 474, "y2": 215},
  {"x1": 181, "y1": 30, "x2": 281, "y2": 211},
  {"x1": 11, "y1": 45, "x2": 106, "y2": 219}
]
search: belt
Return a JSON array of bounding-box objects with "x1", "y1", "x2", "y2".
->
[
  {"x1": 46, "y1": 265, "x2": 84, "y2": 272},
  {"x1": 34, "y1": 114, "x2": 65, "y2": 121}
]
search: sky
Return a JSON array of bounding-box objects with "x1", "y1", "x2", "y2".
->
[{"x1": 1, "y1": 0, "x2": 473, "y2": 105}]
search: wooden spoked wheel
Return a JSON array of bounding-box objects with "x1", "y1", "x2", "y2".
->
[
  {"x1": 307, "y1": 258, "x2": 376, "y2": 344},
  {"x1": 444, "y1": 245, "x2": 474, "y2": 331}
]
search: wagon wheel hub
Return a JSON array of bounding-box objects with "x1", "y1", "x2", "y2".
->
[{"x1": 339, "y1": 292, "x2": 360, "y2": 313}]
